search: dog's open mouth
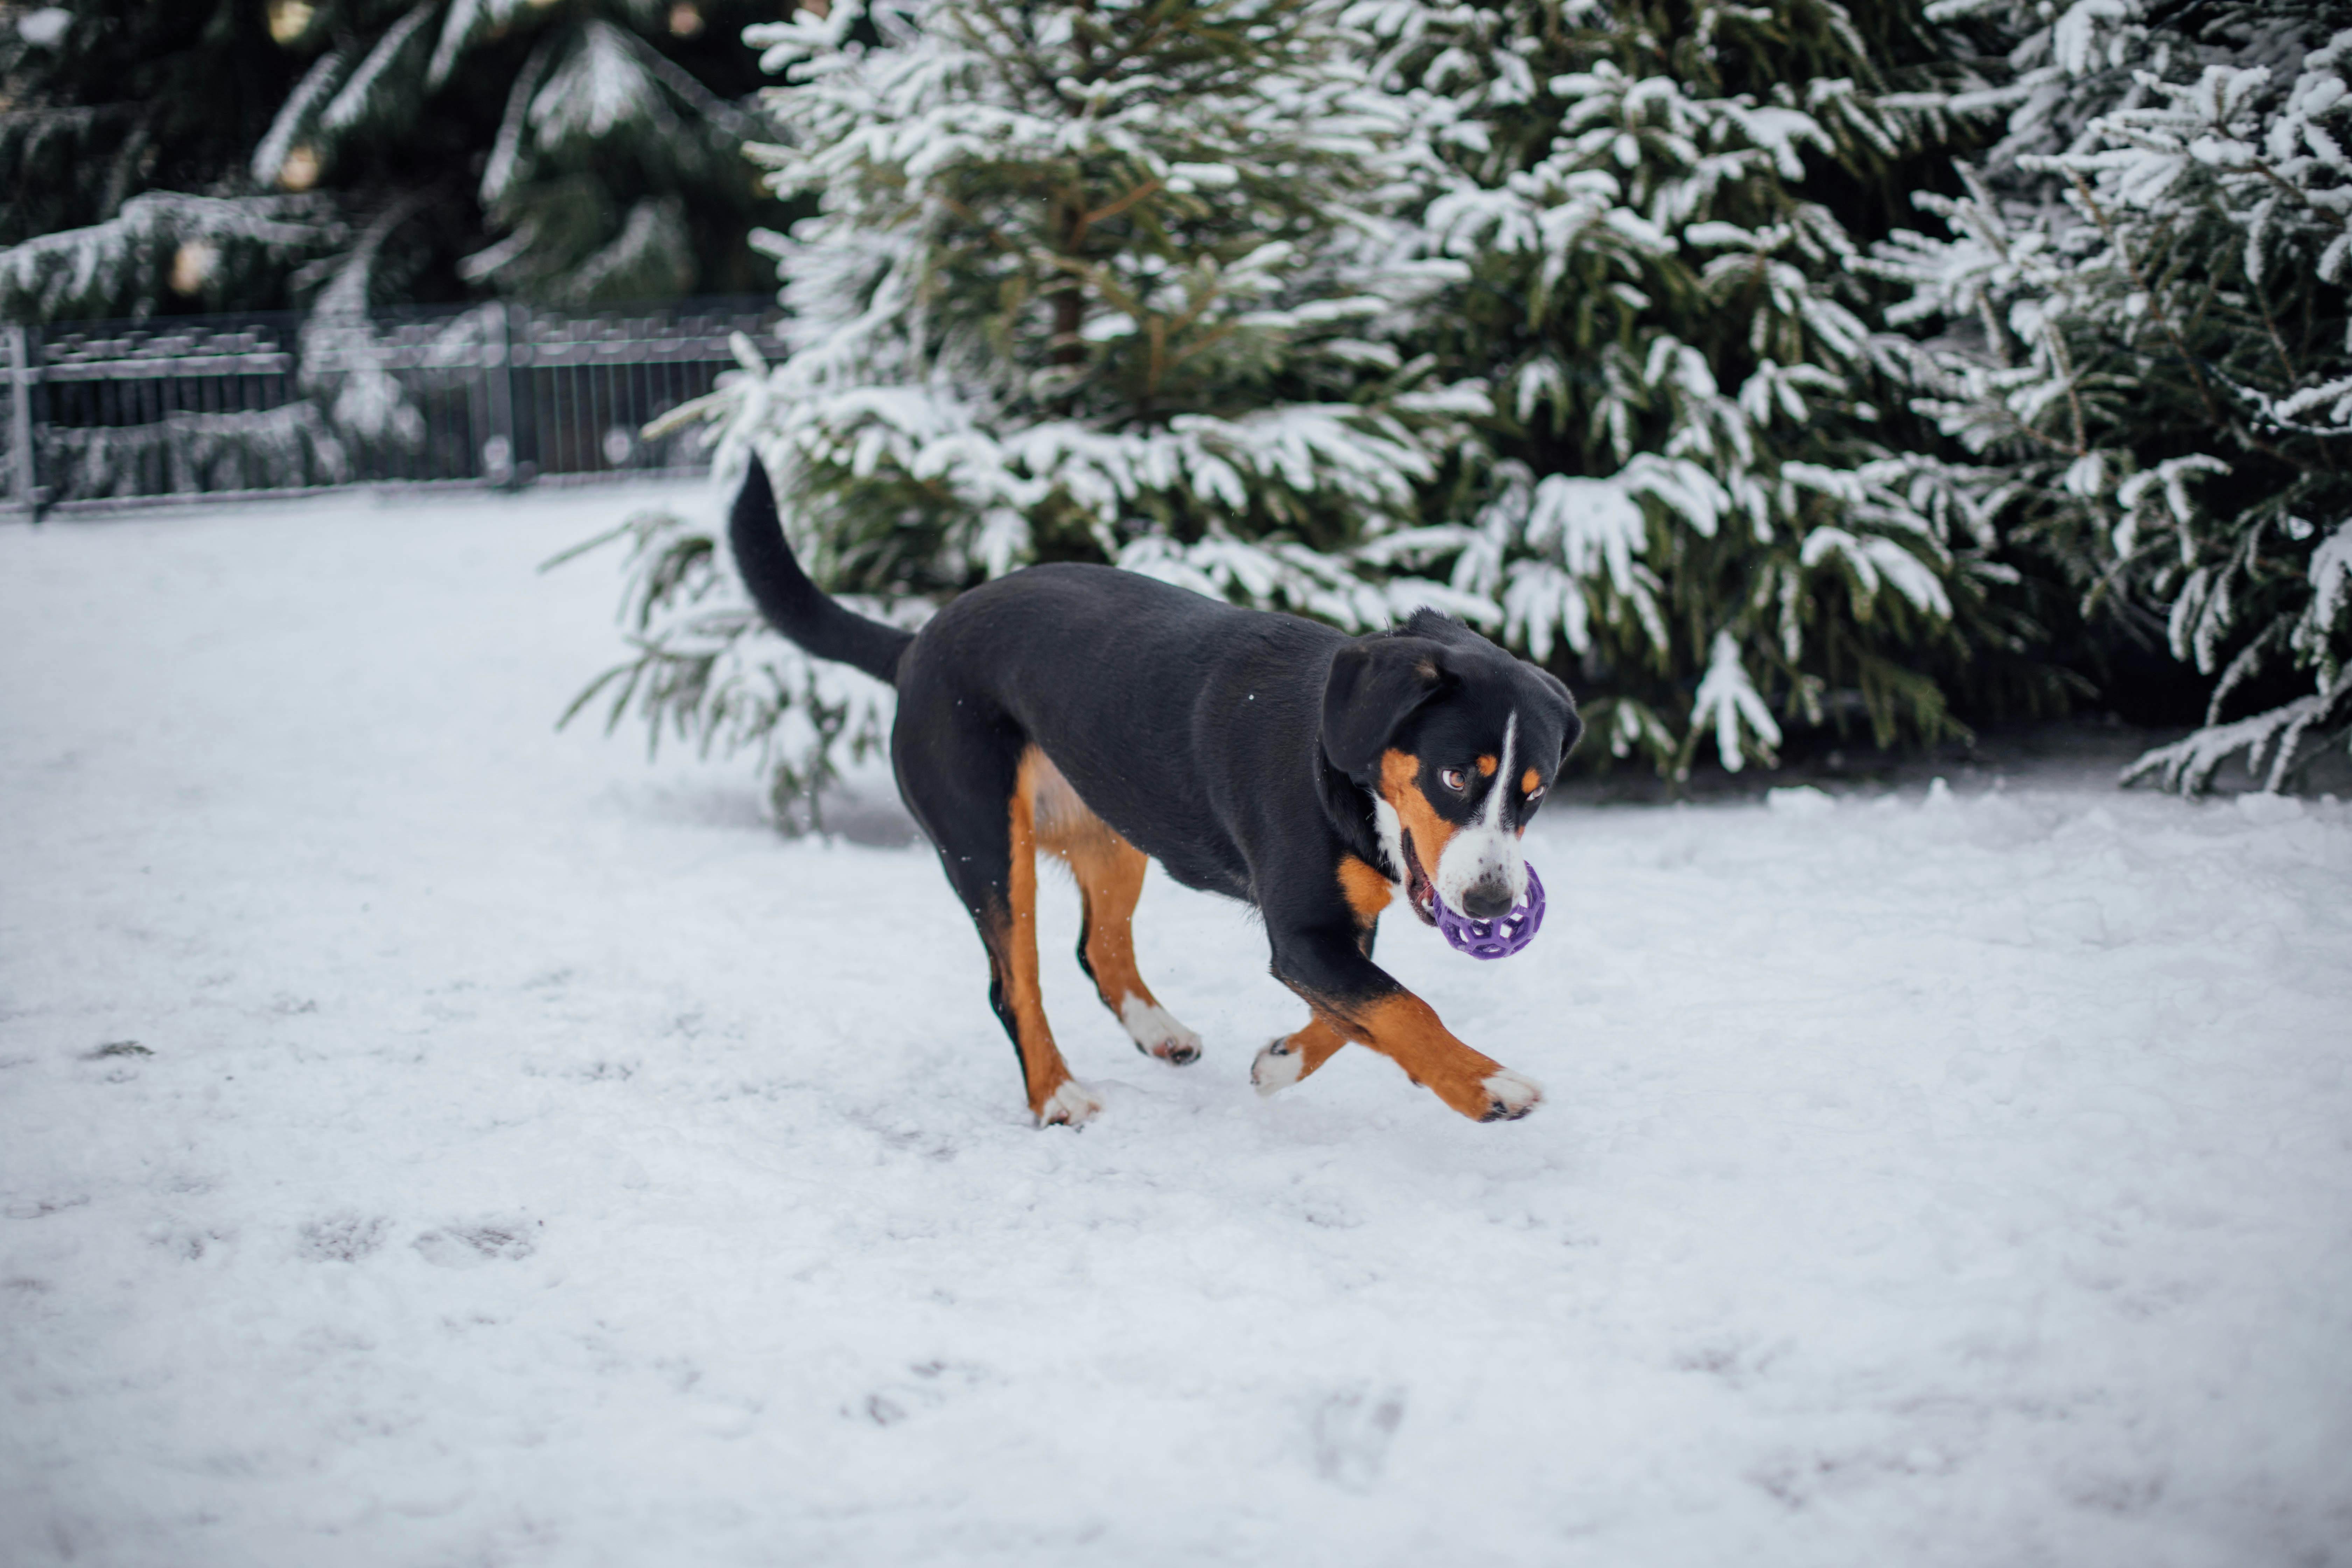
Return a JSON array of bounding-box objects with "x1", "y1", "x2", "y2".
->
[{"x1": 1402, "y1": 832, "x2": 1438, "y2": 926}]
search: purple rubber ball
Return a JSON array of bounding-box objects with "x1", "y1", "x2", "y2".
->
[{"x1": 1433, "y1": 864, "x2": 1546, "y2": 960}]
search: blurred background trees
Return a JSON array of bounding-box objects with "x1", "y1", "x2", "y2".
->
[{"x1": 0, "y1": 0, "x2": 785, "y2": 319}]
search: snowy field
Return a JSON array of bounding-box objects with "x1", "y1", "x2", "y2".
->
[{"x1": 4, "y1": 484, "x2": 2350, "y2": 1568}]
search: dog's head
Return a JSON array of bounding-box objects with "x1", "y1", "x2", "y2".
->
[{"x1": 1322, "y1": 611, "x2": 1581, "y2": 925}]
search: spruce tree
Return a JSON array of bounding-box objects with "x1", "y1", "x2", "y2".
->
[
  {"x1": 1870, "y1": 0, "x2": 2352, "y2": 792},
  {"x1": 1348, "y1": 0, "x2": 2071, "y2": 776},
  {"x1": 0, "y1": 0, "x2": 781, "y2": 320},
  {"x1": 721, "y1": 0, "x2": 1483, "y2": 597},
  {"x1": 571, "y1": 0, "x2": 1492, "y2": 814}
]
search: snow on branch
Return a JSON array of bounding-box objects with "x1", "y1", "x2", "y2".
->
[
  {"x1": 2123, "y1": 669, "x2": 2352, "y2": 795},
  {"x1": 0, "y1": 191, "x2": 343, "y2": 320},
  {"x1": 1868, "y1": 7, "x2": 2352, "y2": 792}
]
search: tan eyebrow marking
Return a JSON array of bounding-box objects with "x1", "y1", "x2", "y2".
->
[
  {"x1": 1522, "y1": 768, "x2": 1541, "y2": 793},
  {"x1": 1476, "y1": 755, "x2": 1498, "y2": 777}
]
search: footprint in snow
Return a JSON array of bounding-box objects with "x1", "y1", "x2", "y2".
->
[
  {"x1": 300, "y1": 1214, "x2": 389, "y2": 1263},
  {"x1": 412, "y1": 1220, "x2": 538, "y2": 1268},
  {"x1": 853, "y1": 1360, "x2": 987, "y2": 1426},
  {"x1": 1312, "y1": 1385, "x2": 1406, "y2": 1492},
  {"x1": 149, "y1": 1223, "x2": 229, "y2": 1260}
]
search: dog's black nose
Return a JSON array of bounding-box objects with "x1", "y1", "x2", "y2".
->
[{"x1": 1460, "y1": 880, "x2": 1516, "y2": 920}]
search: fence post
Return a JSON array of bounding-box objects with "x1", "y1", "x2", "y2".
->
[
  {"x1": 507, "y1": 303, "x2": 536, "y2": 487},
  {"x1": 5, "y1": 323, "x2": 36, "y2": 516},
  {"x1": 481, "y1": 301, "x2": 518, "y2": 488}
]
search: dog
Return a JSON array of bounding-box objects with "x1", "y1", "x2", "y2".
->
[{"x1": 729, "y1": 458, "x2": 1581, "y2": 1126}]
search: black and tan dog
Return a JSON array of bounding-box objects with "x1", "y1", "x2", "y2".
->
[{"x1": 730, "y1": 459, "x2": 1581, "y2": 1126}]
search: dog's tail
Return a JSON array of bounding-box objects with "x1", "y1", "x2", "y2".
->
[{"x1": 727, "y1": 456, "x2": 914, "y2": 687}]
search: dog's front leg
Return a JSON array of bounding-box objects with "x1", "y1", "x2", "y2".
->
[
  {"x1": 1250, "y1": 1013, "x2": 1349, "y2": 1096},
  {"x1": 1267, "y1": 923, "x2": 1542, "y2": 1123}
]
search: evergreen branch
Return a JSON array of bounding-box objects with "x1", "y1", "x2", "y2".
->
[{"x1": 1079, "y1": 177, "x2": 1164, "y2": 233}]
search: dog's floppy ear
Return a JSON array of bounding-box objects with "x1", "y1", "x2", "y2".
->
[
  {"x1": 1322, "y1": 636, "x2": 1448, "y2": 781},
  {"x1": 1532, "y1": 666, "x2": 1584, "y2": 762}
]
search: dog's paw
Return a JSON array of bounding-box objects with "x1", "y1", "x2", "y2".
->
[
  {"x1": 1477, "y1": 1069, "x2": 1543, "y2": 1122},
  {"x1": 1119, "y1": 997, "x2": 1202, "y2": 1066},
  {"x1": 1036, "y1": 1079, "x2": 1104, "y2": 1128},
  {"x1": 1251, "y1": 1036, "x2": 1304, "y2": 1097}
]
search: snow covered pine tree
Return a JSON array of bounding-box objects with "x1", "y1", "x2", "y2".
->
[
  {"x1": 1346, "y1": 0, "x2": 2076, "y2": 777},
  {"x1": 1870, "y1": 0, "x2": 2352, "y2": 792},
  {"x1": 573, "y1": 0, "x2": 1495, "y2": 822}
]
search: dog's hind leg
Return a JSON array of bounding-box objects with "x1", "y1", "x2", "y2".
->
[
  {"x1": 1041, "y1": 796, "x2": 1202, "y2": 1067},
  {"x1": 896, "y1": 718, "x2": 1098, "y2": 1126}
]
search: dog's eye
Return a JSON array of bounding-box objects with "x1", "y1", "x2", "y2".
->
[
  {"x1": 1525, "y1": 784, "x2": 1545, "y2": 802},
  {"x1": 1439, "y1": 767, "x2": 1468, "y2": 793}
]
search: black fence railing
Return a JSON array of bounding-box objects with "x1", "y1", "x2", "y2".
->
[{"x1": 1, "y1": 295, "x2": 784, "y2": 514}]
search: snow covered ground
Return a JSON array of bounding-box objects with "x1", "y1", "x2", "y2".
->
[{"x1": 4, "y1": 484, "x2": 2350, "y2": 1568}]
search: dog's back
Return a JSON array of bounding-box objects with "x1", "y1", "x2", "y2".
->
[{"x1": 898, "y1": 562, "x2": 1340, "y2": 897}]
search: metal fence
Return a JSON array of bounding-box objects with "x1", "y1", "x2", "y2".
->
[{"x1": 0, "y1": 295, "x2": 786, "y2": 515}]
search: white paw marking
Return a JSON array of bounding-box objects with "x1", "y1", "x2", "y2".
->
[
  {"x1": 1251, "y1": 1036, "x2": 1304, "y2": 1096},
  {"x1": 1119, "y1": 995, "x2": 1202, "y2": 1065},
  {"x1": 1480, "y1": 1069, "x2": 1542, "y2": 1121},
  {"x1": 1037, "y1": 1078, "x2": 1103, "y2": 1127}
]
